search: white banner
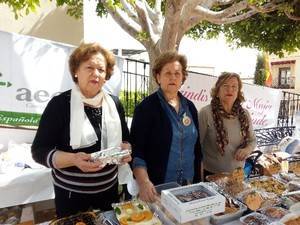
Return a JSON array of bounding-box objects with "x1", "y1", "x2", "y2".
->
[
  {"x1": 181, "y1": 72, "x2": 282, "y2": 129},
  {"x1": 0, "y1": 30, "x2": 123, "y2": 128}
]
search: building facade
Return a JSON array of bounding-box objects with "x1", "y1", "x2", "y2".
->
[
  {"x1": 0, "y1": 1, "x2": 83, "y2": 46},
  {"x1": 270, "y1": 52, "x2": 300, "y2": 93}
]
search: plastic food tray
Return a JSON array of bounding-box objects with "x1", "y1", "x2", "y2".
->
[
  {"x1": 259, "y1": 206, "x2": 289, "y2": 222},
  {"x1": 210, "y1": 197, "x2": 247, "y2": 225},
  {"x1": 247, "y1": 176, "x2": 287, "y2": 196},
  {"x1": 206, "y1": 182, "x2": 247, "y2": 225},
  {"x1": 240, "y1": 212, "x2": 271, "y2": 225}
]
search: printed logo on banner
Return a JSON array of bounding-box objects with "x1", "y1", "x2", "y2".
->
[
  {"x1": 0, "y1": 111, "x2": 40, "y2": 128},
  {"x1": 244, "y1": 98, "x2": 273, "y2": 127}
]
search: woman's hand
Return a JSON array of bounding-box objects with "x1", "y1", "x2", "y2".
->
[
  {"x1": 234, "y1": 148, "x2": 251, "y2": 161},
  {"x1": 120, "y1": 142, "x2": 132, "y2": 164},
  {"x1": 138, "y1": 179, "x2": 157, "y2": 203},
  {"x1": 73, "y1": 152, "x2": 105, "y2": 172}
]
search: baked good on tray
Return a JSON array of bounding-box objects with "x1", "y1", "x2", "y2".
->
[
  {"x1": 112, "y1": 200, "x2": 161, "y2": 225},
  {"x1": 49, "y1": 212, "x2": 96, "y2": 225}
]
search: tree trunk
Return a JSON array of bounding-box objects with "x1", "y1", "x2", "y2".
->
[
  {"x1": 147, "y1": 46, "x2": 160, "y2": 93},
  {"x1": 147, "y1": 37, "x2": 181, "y2": 93}
]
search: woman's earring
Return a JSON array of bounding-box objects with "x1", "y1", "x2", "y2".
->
[{"x1": 75, "y1": 74, "x2": 78, "y2": 78}]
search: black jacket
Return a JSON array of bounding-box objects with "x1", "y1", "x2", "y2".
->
[
  {"x1": 130, "y1": 91, "x2": 202, "y2": 185},
  {"x1": 32, "y1": 90, "x2": 129, "y2": 166}
]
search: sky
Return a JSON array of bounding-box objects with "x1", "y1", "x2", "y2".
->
[{"x1": 83, "y1": 0, "x2": 258, "y2": 79}]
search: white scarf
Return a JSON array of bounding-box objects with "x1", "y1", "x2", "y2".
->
[
  {"x1": 70, "y1": 85, "x2": 122, "y2": 150},
  {"x1": 70, "y1": 85, "x2": 133, "y2": 186}
]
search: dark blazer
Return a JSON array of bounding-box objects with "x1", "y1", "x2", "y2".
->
[{"x1": 130, "y1": 91, "x2": 202, "y2": 185}]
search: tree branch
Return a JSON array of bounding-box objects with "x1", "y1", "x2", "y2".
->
[
  {"x1": 213, "y1": 10, "x2": 258, "y2": 24},
  {"x1": 119, "y1": 0, "x2": 139, "y2": 23},
  {"x1": 134, "y1": 0, "x2": 159, "y2": 46},
  {"x1": 183, "y1": 0, "x2": 285, "y2": 32},
  {"x1": 154, "y1": 0, "x2": 162, "y2": 13},
  {"x1": 285, "y1": 10, "x2": 300, "y2": 21},
  {"x1": 100, "y1": 0, "x2": 142, "y2": 44},
  {"x1": 160, "y1": 0, "x2": 186, "y2": 51},
  {"x1": 213, "y1": 0, "x2": 235, "y2": 6},
  {"x1": 248, "y1": 0, "x2": 285, "y2": 14}
]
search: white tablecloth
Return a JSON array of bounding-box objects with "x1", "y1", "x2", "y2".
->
[{"x1": 0, "y1": 168, "x2": 54, "y2": 208}]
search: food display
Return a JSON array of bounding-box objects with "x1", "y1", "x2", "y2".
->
[
  {"x1": 284, "y1": 217, "x2": 300, "y2": 225},
  {"x1": 288, "y1": 158, "x2": 300, "y2": 174},
  {"x1": 49, "y1": 212, "x2": 96, "y2": 225},
  {"x1": 240, "y1": 212, "x2": 271, "y2": 225},
  {"x1": 260, "y1": 206, "x2": 288, "y2": 221},
  {"x1": 45, "y1": 165, "x2": 300, "y2": 225},
  {"x1": 243, "y1": 191, "x2": 263, "y2": 211},
  {"x1": 91, "y1": 147, "x2": 131, "y2": 165},
  {"x1": 175, "y1": 188, "x2": 210, "y2": 202},
  {"x1": 237, "y1": 188, "x2": 281, "y2": 211},
  {"x1": 211, "y1": 195, "x2": 247, "y2": 225},
  {"x1": 257, "y1": 153, "x2": 282, "y2": 176},
  {"x1": 209, "y1": 168, "x2": 250, "y2": 197},
  {"x1": 249, "y1": 176, "x2": 286, "y2": 195},
  {"x1": 280, "y1": 212, "x2": 300, "y2": 225},
  {"x1": 278, "y1": 172, "x2": 299, "y2": 183},
  {"x1": 112, "y1": 200, "x2": 161, "y2": 225},
  {"x1": 161, "y1": 183, "x2": 225, "y2": 223},
  {"x1": 206, "y1": 173, "x2": 229, "y2": 182}
]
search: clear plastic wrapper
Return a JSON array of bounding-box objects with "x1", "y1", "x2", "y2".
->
[
  {"x1": 237, "y1": 189, "x2": 281, "y2": 211},
  {"x1": 210, "y1": 194, "x2": 247, "y2": 225},
  {"x1": 212, "y1": 176, "x2": 251, "y2": 197},
  {"x1": 49, "y1": 212, "x2": 98, "y2": 225},
  {"x1": 91, "y1": 147, "x2": 131, "y2": 165},
  {"x1": 248, "y1": 176, "x2": 287, "y2": 196},
  {"x1": 259, "y1": 206, "x2": 289, "y2": 221},
  {"x1": 279, "y1": 210, "x2": 300, "y2": 225},
  {"x1": 111, "y1": 199, "x2": 162, "y2": 225},
  {"x1": 275, "y1": 172, "x2": 300, "y2": 183}
]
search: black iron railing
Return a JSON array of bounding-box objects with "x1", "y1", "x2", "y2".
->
[
  {"x1": 120, "y1": 58, "x2": 150, "y2": 117},
  {"x1": 278, "y1": 91, "x2": 300, "y2": 127}
]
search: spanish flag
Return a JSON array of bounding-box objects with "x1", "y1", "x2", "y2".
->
[{"x1": 264, "y1": 53, "x2": 272, "y2": 87}]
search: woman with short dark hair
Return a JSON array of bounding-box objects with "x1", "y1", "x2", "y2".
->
[{"x1": 130, "y1": 51, "x2": 202, "y2": 202}]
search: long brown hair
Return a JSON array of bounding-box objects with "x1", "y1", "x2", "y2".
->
[{"x1": 211, "y1": 72, "x2": 250, "y2": 155}]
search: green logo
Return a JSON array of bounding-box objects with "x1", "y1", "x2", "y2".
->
[
  {"x1": 0, "y1": 111, "x2": 41, "y2": 128},
  {"x1": 0, "y1": 81, "x2": 12, "y2": 87}
]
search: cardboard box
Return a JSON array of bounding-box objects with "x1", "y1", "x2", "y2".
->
[{"x1": 161, "y1": 183, "x2": 225, "y2": 223}]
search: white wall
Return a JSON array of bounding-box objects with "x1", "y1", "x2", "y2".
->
[{"x1": 0, "y1": 0, "x2": 83, "y2": 45}]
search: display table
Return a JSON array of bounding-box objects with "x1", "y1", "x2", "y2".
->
[{"x1": 0, "y1": 168, "x2": 54, "y2": 208}]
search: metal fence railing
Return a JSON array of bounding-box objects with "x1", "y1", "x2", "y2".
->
[
  {"x1": 121, "y1": 58, "x2": 150, "y2": 117},
  {"x1": 278, "y1": 91, "x2": 300, "y2": 127}
]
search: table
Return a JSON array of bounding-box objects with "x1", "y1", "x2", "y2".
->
[{"x1": 0, "y1": 168, "x2": 54, "y2": 208}]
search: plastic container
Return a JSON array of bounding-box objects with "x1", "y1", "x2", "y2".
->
[
  {"x1": 155, "y1": 182, "x2": 180, "y2": 195},
  {"x1": 280, "y1": 210, "x2": 300, "y2": 224},
  {"x1": 259, "y1": 206, "x2": 288, "y2": 221},
  {"x1": 210, "y1": 196, "x2": 247, "y2": 225},
  {"x1": 240, "y1": 212, "x2": 271, "y2": 225}
]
